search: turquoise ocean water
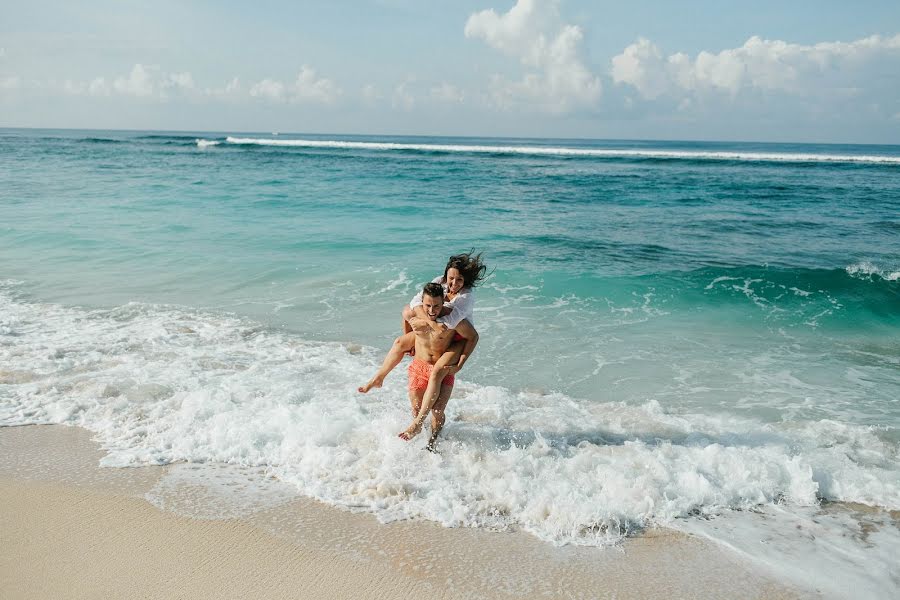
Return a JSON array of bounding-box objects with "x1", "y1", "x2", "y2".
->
[{"x1": 2, "y1": 129, "x2": 899, "y2": 595}]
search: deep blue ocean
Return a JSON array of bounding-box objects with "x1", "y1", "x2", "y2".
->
[{"x1": 2, "y1": 129, "x2": 898, "y2": 595}]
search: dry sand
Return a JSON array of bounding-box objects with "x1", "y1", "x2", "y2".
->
[{"x1": 0, "y1": 425, "x2": 810, "y2": 599}]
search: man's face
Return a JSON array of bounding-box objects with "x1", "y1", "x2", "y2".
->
[{"x1": 422, "y1": 293, "x2": 444, "y2": 320}]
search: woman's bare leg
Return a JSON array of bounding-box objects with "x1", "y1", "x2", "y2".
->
[
  {"x1": 400, "y1": 377, "x2": 454, "y2": 445},
  {"x1": 409, "y1": 389, "x2": 422, "y2": 418},
  {"x1": 398, "y1": 340, "x2": 464, "y2": 438},
  {"x1": 358, "y1": 332, "x2": 415, "y2": 393},
  {"x1": 419, "y1": 341, "x2": 463, "y2": 415}
]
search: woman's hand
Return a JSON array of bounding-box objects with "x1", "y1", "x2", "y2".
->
[{"x1": 442, "y1": 364, "x2": 461, "y2": 376}]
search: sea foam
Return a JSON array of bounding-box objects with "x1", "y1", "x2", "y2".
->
[
  {"x1": 1, "y1": 285, "x2": 897, "y2": 547},
  {"x1": 846, "y1": 260, "x2": 900, "y2": 282},
  {"x1": 213, "y1": 136, "x2": 900, "y2": 165}
]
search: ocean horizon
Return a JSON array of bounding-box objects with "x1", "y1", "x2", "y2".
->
[{"x1": 2, "y1": 127, "x2": 898, "y2": 597}]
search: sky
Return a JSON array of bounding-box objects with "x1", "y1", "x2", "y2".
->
[{"x1": 1, "y1": 0, "x2": 899, "y2": 143}]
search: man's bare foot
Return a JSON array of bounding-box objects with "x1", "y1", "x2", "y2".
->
[
  {"x1": 425, "y1": 438, "x2": 439, "y2": 453},
  {"x1": 398, "y1": 420, "x2": 423, "y2": 441},
  {"x1": 357, "y1": 376, "x2": 384, "y2": 393}
]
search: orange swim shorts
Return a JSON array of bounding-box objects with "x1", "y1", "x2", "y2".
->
[{"x1": 408, "y1": 358, "x2": 455, "y2": 391}]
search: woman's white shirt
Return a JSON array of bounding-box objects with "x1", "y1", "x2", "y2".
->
[{"x1": 409, "y1": 276, "x2": 475, "y2": 328}]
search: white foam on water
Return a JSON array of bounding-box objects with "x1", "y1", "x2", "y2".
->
[
  {"x1": 674, "y1": 503, "x2": 900, "y2": 599},
  {"x1": 846, "y1": 261, "x2": 900, "y2": 282},
  {"x1": 701, "y1": 274, "x2": 852, "y2": 329},
  {"x1": 220, "y1": 136, "x2": 900, "y2": 165},
  {"x1": 374, "y1": 268, "x2": 412, "y2": 295},
  {"x1": 145, "y1": 462, "x2": 300, "y2": 519},
  {"x1": 195, "y1": 138, "x2": 220, "y2": 148},
  {"x1": 1, "y1": 285, "x2": 898, "y2": 594}
]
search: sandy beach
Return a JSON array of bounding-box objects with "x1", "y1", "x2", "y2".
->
[
  {"x1": 0, "y1": 425, "x2": 808, "y2": 600},
  {"x1": 4, "y1": 1, "x2": 900, "y2": 596}
]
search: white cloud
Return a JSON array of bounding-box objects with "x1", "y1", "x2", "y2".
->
[
  {"x1": 88, "y1": 77, "x2": 111, "y2": 96},
  {"x1": 465, "y1": 0, "x2": 558, "y2": 64},
  {"x1": 114, "y1": 63, "x2": 156, "y2": 97},
  {"x1": 1, "y1": 75, "x2": 20, "y2": 90},
  {"x1": 41, "y1": 63, "x2": 337, "y2": 106},
  {"x1": 366, "y1": 81, "x2": 463, "y2": 110},
  {"x1": 612, "y1": 34, "x2": 900, "y2": 100},
  {"x1": 204, "y1": 77, "x2": 241, "y2": 98},
  {"x1": 430, "y1": 82, "x2": 464, "y2": 104},
  {"x1": 609, "y1": 37, "x2": 671, "y2": 100},
  {"x1": 292, "y1": 65, "x2": 340, "y2": 104},
  {"x1": 249, "y1": 78, "x2": 286, "y2": 101},
  {"x1": 465, "y1": 0, "x2": 601, "y2": 113},
  {"x1": 249, "y1": 66, "x2": 341, "y2": 104},
  {"x1": 59, "y1": 64, "x2": 194, "y2": 99},
  {"x1": 63, "y1": 77, "x2": 110, "y2": 96},
  {"x1": 62, "y1": 80, "x2": 83, "y2": 95},
  {"x1": 361, "y1": 83, "x2": 383, "y2": 106},
  {"x1": 392, "y1": 81, "x2": 415, "y2": 111},
  {"x1": 164, "y1": 71, "x2": 194, "y2": 91}
]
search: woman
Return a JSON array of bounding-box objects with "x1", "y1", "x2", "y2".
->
[{"x1": 358, "y1": 253, "x2": 487, "y2": 440}]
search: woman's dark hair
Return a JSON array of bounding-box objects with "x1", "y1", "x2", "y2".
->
[
  {"x1": 443, "y1": 251, "x2": 488, "y2": 289},
  {"x1": 422, "y1": 282, "x2": 445, "y2": 299}
]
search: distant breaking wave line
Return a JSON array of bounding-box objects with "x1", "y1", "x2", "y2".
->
[{"x1": 202, "y1": 137, "x2": 900, "y2": 165}]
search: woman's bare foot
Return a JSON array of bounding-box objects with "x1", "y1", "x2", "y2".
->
[
  {"x1": 398, "y1": 420, "x2": 423, "y2": 441},
  {"x1": 357, "y1": 375, "x2": 384, "y2": 393}
]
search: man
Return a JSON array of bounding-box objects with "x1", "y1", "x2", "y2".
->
[{"x1": 399, "y1": 282, "x2": 478, "y2": 450}]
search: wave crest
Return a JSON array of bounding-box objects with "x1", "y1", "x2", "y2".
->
[
  {"x1": 220, "y1": 137, "x2": 900, "y2": 165},
  {"x1": 846, "y1": 261, "x2": 900, "y2": 282}
]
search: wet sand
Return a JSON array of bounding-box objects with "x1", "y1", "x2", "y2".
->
[{"x1": 0, "y1": 425, "x2": 809, "y2": 600}]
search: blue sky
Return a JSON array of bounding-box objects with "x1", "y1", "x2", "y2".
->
[{"x1": 1, "y1": 0, "x2": 899, "y2": 142}]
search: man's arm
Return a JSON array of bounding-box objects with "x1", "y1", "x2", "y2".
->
[
  {"x1": 407, "y1": 316, "x2": 431, "y2": 333},
  {"x1": 411, "y1": 305, "x2": 448, "y2": 332}
]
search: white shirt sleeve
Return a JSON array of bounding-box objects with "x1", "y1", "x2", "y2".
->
[
  {"x1": 409, "y1": 276, "x2": 445, "y2": 309},
  {"x1": 437, "y1": 288, "x2": 475, "y2": 328}
]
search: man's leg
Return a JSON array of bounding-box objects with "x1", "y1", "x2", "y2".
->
[
  {"x1": 400, "y1": 388, "x2": 425, "y2": 440},
  {"x1": 417, "y1": 340, "x2": 464, "y2": 418},
  {"x1": 358, "y1": 332, "x2": 415, "y2": 393},
  {"x1": 401, "y1": 368, "x2": 450, "y2": 441},
  {"x1": 426, "y1": 383, "x2": 453, "y2": 452}
]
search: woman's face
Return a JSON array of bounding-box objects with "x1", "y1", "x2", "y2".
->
[{"x1": 446, "y1": 268, "x2": 465, "y2": 294}]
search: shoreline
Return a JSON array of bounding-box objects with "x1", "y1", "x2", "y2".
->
[{"x1": 0, "y1": 424, "x2": 807, "y2": 599}]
